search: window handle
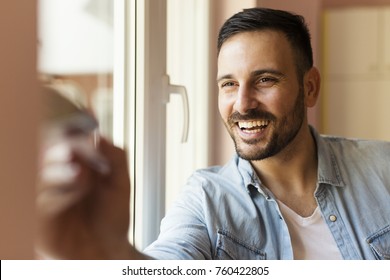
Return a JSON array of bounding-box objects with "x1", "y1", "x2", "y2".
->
[{"x1": 162, "y1": 74, "x2": 189, "y2": 143}]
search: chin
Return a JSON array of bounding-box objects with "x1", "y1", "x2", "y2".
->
[
  {"x1": 235, "y1": 145, "x2": 268, "y2": 161},
  {"x1": 237, "y1": 152, "x2": 270, "y2": 161}
]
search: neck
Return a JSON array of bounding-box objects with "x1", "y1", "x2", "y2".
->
[{"x1": 251, "y1": 125, "x2": 318, "y2": 216}]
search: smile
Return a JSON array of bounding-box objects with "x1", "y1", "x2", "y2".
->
[{"x1": 237, "y1": 120, "x2": 270, "y2": 133}]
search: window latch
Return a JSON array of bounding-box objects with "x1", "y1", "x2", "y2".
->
[{"x1": 162, "y1": 74, "x2": 189, "y2": 143}]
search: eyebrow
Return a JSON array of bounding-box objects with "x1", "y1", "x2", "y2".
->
[
  {"x1": 217, "y1": 68, "x2": 285, "y2": 83},
  {"x1": 252, "y1": 69, "x2": 285, "y2": 78},
  {"x1": 216, "y1": 74, "x2": 233, "y2": 84}
]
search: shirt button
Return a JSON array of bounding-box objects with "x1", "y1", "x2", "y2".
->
[{"x1": 329, "y1": 215, "x2": 337, "y2": 222}]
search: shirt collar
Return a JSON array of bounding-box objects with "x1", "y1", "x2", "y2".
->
[
  {"x1": 238, "y1": 126, "x2": 345, "y2": 195},
  {"x1": 310, "y1": 126, "x2": 345, "y2": 187}
]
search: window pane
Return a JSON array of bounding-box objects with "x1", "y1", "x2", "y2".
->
[{"x1": 37, "y1": 0, "x2": 114, "y2": 139}]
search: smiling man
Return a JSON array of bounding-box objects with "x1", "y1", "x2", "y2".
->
[
  {"x1": 37, "y1": 8, "x2": 390, "y2": 260},
  {"x1": 216, "y1": 27, "x2": 319, "y2": 216},
  {"x1": 145, "y1": 8, "x2": 390, "y2": 260},
  {"x1": 217, "y1": 30, "x2": 310, "y2": 162}
]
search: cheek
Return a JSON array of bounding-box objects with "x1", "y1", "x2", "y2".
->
[
  {"x1": 267, "y1": 87, "x2": 298, "y2": 115},
  {"x1": 218, "y1": 93, "x2": 233, "y2": 120},
  {"x1": 258, "y1": 91, "x2": 283, "y2": 115}
]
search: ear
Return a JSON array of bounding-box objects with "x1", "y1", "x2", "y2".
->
[{"x1": 303, "y1": 67, "x2": 321, "y2": 108}]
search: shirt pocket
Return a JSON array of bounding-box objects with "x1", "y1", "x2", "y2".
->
[
  {"x1": 366, "y1": 224, "x2": 390, "y2": 260},
  {"x1": 214, "y1": 229, "x2": 266, "y2": 260}
]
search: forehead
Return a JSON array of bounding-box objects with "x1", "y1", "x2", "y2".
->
[{"x1": 217, "y1": 30, "x2": 295, "y2": 76}]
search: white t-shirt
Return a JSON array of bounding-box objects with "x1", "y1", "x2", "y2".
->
[{"x1": 277, "y1": 200, "x2": 343, "y2": 260}]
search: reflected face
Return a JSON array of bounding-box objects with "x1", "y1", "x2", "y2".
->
[{"x1": 217, "y1": 30, "x2": 305, "y2": 161}]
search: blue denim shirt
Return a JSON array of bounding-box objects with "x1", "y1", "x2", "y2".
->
[{"x1": 144, "y1": 128, "x2": 390, "y2": 259}]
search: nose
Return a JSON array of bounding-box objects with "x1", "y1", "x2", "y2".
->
[{"x1": 233, "y1": 85, "x2": 259, "y2": 114}]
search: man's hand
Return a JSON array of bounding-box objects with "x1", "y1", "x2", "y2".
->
[{"x1": 35, "y1": 135, "x2": 135, "y2": 259}]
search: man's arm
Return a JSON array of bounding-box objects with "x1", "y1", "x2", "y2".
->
[{"x1": 35, "y1": 135, "x2": 149, "y2": 259}]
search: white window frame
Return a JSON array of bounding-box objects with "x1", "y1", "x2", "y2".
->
[
  {"x1": 114, "y1": 0, "x2": 169, "y2": 249},
  {"x1": 113, "y1": 0, "x2": 210, "y2": 250}
]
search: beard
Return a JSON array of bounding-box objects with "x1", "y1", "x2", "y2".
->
[{"x1": 226, "y1": 89, "x2": 305, "y2": 161}]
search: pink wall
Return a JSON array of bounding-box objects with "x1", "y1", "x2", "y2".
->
[
  {"x1": 0, "y1": 1, "x2": 39, "y2": 259},
  {"x1": 324, "y1": 0, "x2": 390, "y2": 8},
  {"x1": 258, "y1": 0, "x2": 390, "y2": 132}
]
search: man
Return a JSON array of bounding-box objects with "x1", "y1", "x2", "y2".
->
[{"x1": 36, "y1": 8, "x2": 390, "y2": 260}]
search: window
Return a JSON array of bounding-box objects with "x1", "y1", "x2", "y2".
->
[
  {"x1": 38, "y1": 0, "x2": 210, "y2": 251},
  {"x1": 38, "y1": 0, "x2": 114, "y2": 139},
  {"x1": 124, "y1": 0, "x2": 210, "y2": 250}
]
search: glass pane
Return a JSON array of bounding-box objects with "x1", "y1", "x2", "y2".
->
[{"x1": 37, "y1": 0, "x2": 114, "y2": 139}]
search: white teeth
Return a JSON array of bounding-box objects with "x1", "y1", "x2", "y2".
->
[{"x1": 238, "y1": 120, "x2": 269, "y2": 129}]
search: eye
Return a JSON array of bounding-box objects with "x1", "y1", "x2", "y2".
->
[
  {"x1": 221, "y1": 81, "x2": 237, "y2": 88},
  {"x1": 256, "y1": 77, "x2": 277, "y2": 87}
]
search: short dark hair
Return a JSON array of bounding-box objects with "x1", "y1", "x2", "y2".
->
[{"x1": 217, "y1": 8, "x2": 313, "y2": 78}]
